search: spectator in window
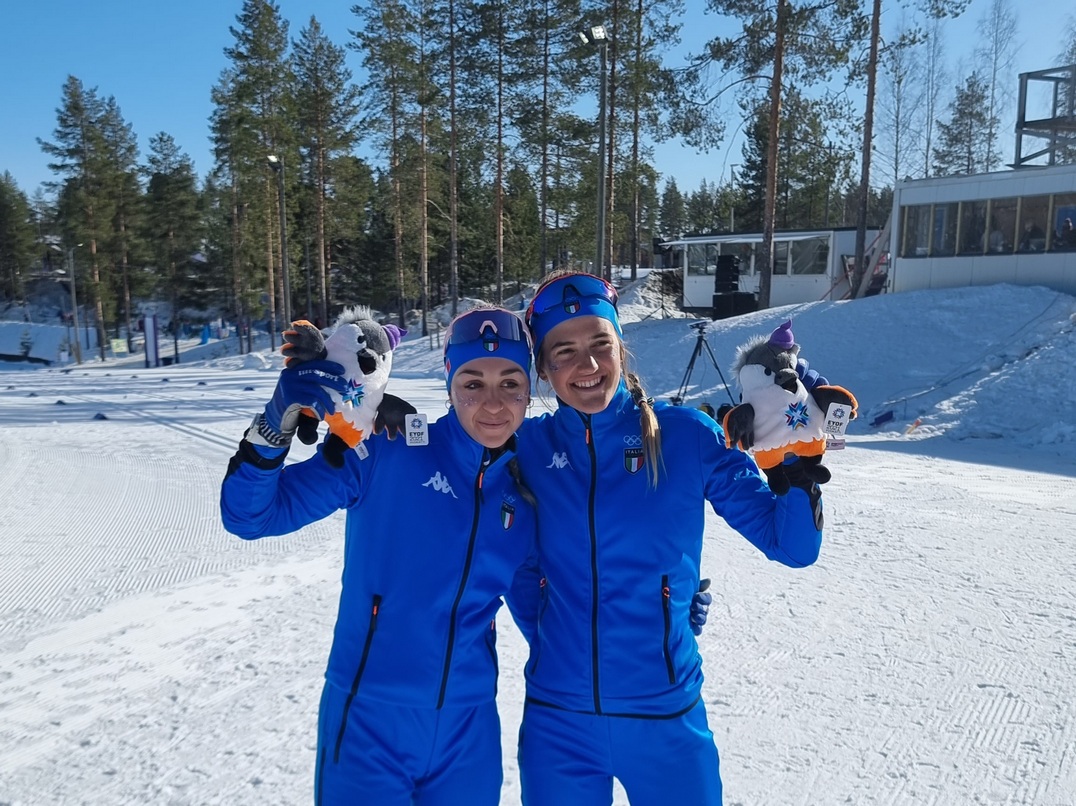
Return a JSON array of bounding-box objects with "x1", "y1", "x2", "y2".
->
[
  {"x1": 987, "y1": 225, "x2": 1006, "y2": 253},
  {"x1": 1019, "y1": 220, "x2": 1046, "y2": 251},
  {"x1": 1058, "y1": 217, "x2": 1075, "y2": 248}
]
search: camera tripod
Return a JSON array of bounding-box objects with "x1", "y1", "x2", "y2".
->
[{"x1": 670, "y1": 322, "x2": 736, "y2": 408}]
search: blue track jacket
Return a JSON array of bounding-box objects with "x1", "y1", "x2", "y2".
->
[
  {"x1": 515, "y1": 383, "x2": 822, "y2": 717},
  {"x1": 221, "y1": 409, "x2": 538, "y2": 710}
]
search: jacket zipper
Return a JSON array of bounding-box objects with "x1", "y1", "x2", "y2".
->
[
  {"x1": 485, "y1": 619, "x2": 498, "y2": 695},
  {"x1": 661, "y1": 575, "x2": 676, "y2": 684},
  {"x1": 436, "y1": 452, "x2": 488, "y2": 708},
  {"x1": 584, "y1": 417, "x2": 602, "y2": 714},
  {"x1": 332, "y1": 593, "x2": 382, "y2": 763},
  {"x1": 528, "y1": 577, "x2": 549, "y2": 675}
]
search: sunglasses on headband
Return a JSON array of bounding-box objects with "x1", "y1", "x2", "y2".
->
[
  {"x1": 524, "y1": 274, "x2": 619, "y2": 328},
  {"x1": 446, "y1": 308, "x2": 530, "y2": 349}
]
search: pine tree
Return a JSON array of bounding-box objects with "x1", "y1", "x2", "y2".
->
[
  {"x1": 38, "y1": 75, "x2": 117, "y2": 360},
  {"x1": 222, "y1": 0, "x2": 295, "y2": 345},
  {"x1": 98, "y1": 95, "x2": 143, "y2": 348},
  {"x1": 622, "y1": 0, "x2": 683, "y2": 280},
  {"x1": 352, "y1": 0, "x2": 423, "y2": 327},
  {"x1": 933, "y1": 73, "x2": 996, "y2": 176},
  {"x1": 658, "y1": 178, "x2": 685, "y2": 239},
  {"x1": 0, "y1": 174, "x2": 38, "y2": 303},
  {"x1": 690, "y1": 0, "x2": 866, "y2": 307},
  {"x1": 293, "y1": 15, "x2": 361, "y2": 323},
  {"x1": 143, "y1": 133, "x2": 202, "y2": 361}
]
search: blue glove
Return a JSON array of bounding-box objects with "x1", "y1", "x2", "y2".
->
[
  {"x1": 796, "y1": 357, "x2": 829, "y2": 391},
  {"x1": 247, "y1": 360, "x2": 348, "y2": 449},
  {"x1": 690, "y1": 578, "x2": 712, "y2": 636}
]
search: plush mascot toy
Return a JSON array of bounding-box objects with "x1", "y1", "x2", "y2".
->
[
  {"x1": 281, "y1": 307, "x2": 405, "y2": 468},
  {"x1": 722, "y1": 319, "x2": 858, "y2": 495}
]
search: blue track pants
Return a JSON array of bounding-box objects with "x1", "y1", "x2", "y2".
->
[
  {"x1": 517, "y1": 698, "x2": 722, "y2": 805},
  {"x1": 315, "y1": 683, "x2": 502, "y2": 805}
]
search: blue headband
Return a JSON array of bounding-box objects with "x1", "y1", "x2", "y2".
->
[
  {"x1": 444, "y1": 309, "x2": 533, "y2": 391},
  {"x1": 525, "y1": 274, "x2": 622, "y2": 357}
]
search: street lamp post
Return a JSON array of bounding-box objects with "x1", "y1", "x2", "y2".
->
[
  {"x1": 729, "y1": 164, "x2": 740, "y2": 232},
  {"x1": 66, "y1": 245, "x2": 82, "y2": 364},
  {"x1": 266, "y1": 155, "x2": 292, "y2": 328},
  {"x1": 580, "y1": 25, "x2": 609, "y2": 279}
]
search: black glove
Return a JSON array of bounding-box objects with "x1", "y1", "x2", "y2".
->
[
  {"x1": 281, "y1": 321, "x2": 330, "y2": 444},
  {"x1": 373, "y1": 393, "x2": 418, "y2": 440},
  {"x1": 281, "y1": 320, "x2": 327, "y2": 367},
  {"x1": 765, "y1": 458, "x2": 824, "y2": 529},
  {"x1": 722, "y1": 403, "x2": 755, "y2": 451}
]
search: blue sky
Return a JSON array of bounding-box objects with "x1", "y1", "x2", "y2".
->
[{"x1": 0, "y1": 0, "x2": 1057, "y2": 199}]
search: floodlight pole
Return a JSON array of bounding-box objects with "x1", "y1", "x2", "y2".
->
[
  {"x1": 594, "y1": 32, "x2": 609, "y2": 281},
  {"x1": 582, "y1": 26, "x2": 610, "y2": 280}
]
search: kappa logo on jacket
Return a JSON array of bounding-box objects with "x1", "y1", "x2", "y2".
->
[
  {"x1": 422, "y1": 471, "x2": 458, "y2": 498},
  {"x1": 546, "y1": 451, "x2": 572, "y2": 470}
]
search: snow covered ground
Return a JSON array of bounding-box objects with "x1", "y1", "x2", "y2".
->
[{"x1": 2, "y1": 282, "x2": 1075, "y2": 806}]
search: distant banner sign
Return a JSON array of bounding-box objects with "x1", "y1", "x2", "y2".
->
[{"x1": 111, "y1": 339, "x2": 129, "y2": 356}]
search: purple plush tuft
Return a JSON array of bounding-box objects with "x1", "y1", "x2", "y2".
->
[
  {"x1": 382, "y1": 324, "x2": 406, "y2": 351},
  {"x1": 768, "y1": 319, "x2": 795, "y2": 350}
]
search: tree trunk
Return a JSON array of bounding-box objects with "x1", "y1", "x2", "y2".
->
[
  {"x1": 759, "y1": 0, "x2": 787, "y2": 310},
  {"x1": 604, "y1": 3, "x2": 621, "y2": 283},
  {"x1": 630, "y1": 0, "x2": 643, "y2": 283},
  {"x1": 317, "y1": 146, "x2": 329, "y2": 327},
  {"x1": 448, "y1": 0, "x2": 460, "y2": 315},
  {"x1": 853, "y1": 0, "x2": 882, "y2": 298},
  {"x1": 495, "y1": 9, "x2": 505, "y2": 304}
]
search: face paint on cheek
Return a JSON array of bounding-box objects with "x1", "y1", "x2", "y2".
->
[{"x1": 455, "y1": 394, "x2": 479, "y2": 408}]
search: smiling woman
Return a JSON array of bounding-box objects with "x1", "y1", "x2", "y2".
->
[
  {"x1": 514, "y1": 269, "x2": 828, "y2": 805},
  {"x1": 444, "y1": 306, "x2": 534, "y2": 449},
  {"x1": 219, "y1": 304, "x2": 540, "y2": 805}
]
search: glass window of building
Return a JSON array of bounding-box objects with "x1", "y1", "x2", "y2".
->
[
  {"x1": 987, "y1": 198, "x2": 1017, "y2": 254},
  {"x1": 931, "y1": 203, "x2": 959, "y2": 256},
  {"x1": 958, "y1": 201, "x2": 988, "y2": 255},
  {"x1": 901, "y1": 205, "x2": 932, "y2": 257},
  {"x1": 687, "y1": 243, "x2": 708, "y2": 275},
  {"x1": 774, "y1": 241, "x2": 790, "y2": 275},
  {"x1": 1051, "y1": 192, "x2": 1076, "y2": 251},
  {"x1": 790, "y1": 236, "x2": 829, "y2": 275},
  {"x1": 736, "y1": 242, "x2": 756, "y2": 275},
  {"x1": 1017, "y1": 196, "x2": 1050, "y2": 252}
]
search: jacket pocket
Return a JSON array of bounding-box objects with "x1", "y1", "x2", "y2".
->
[
  {"x1": 333, "y1": 593, "x2": 381, "y2": 763},
  {"x1": 661, "y1": 576, "x2": 676, "y2": 684},
  {"x1": 527, "y1": 577, "x2": 549, "y2": 676}
]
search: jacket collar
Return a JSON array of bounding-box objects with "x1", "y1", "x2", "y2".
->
[
  {"x1": 554, "y1": 380, "x2": 637, "y2": 435},
  {"x1": 441, "y1": 407, "x2": 519, "y2": 474}
]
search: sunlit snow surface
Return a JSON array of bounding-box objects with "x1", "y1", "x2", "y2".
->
[{"x1": 2, "y1": 282, "x2": 1075, "y2": 805}]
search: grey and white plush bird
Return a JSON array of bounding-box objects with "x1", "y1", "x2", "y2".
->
[
  {"x1": 281, "y1": 306, "x2": 405, "y2": 467},
  {"x1": 721, "y1": 320, "x2": 857, "y2": 494}
]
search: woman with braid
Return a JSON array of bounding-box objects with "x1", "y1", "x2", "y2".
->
[{"x1": 515, "y1": 271, "x2": 826, "y2": 805}]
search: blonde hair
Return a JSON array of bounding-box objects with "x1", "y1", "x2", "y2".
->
[{"x1": 531, "y1": 271, "x2": 664, "y2": 487}]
